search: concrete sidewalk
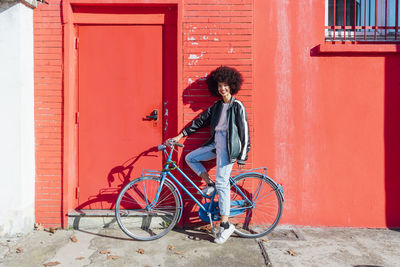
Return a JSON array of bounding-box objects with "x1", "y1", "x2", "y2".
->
[{"x1": 1, "y1": 225, "x2": 399, "y2": 267}]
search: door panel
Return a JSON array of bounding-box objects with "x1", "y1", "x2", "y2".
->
[{"x1": 77, "y1": 25, "x2": 163, "y2": 209}]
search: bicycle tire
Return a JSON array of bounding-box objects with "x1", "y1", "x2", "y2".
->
[
  {"x1": 115, "y1": 176, "x2": 182, "y2": 241},
  {"x1": 230, "y1": 173, "x2": 283, "y2": 238}
]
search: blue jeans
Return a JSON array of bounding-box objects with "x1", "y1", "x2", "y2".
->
[{"x1": 185, "y1": 131, "x2": 233, "y2": 216}]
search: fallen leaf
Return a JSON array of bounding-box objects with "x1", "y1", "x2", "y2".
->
[
  {"x1": 34, "y1": 223, "x2": 44, "y2": 231},
  {"x1": 234, "y1": 223, "x2": 243, "y2": 229},
  {"x1": 16, "y1": 247, "x2": 23, "y2": 253},
  {"x1": 137, "y1": 249, "x2": 144, "y2": 254},
  {"x1": 75, "y1": 257, "x2": 85, "y2": 260},
  {"x1": 43, "y1": 261, "x2": 60, "y2": 266},
  {"x1": 168, "y1": 245, "x2": 175, "y2": 251},
  {"x1": 174, "y1": 251, "x2": 185, "y2": 255},
  {"x1": 287, "y1": 250, "x2": 297, "y2": 256},
  {"x1": 100, "y1": 250, "x2": 111, "y2": 254},
  {"x1": 261, "y1": 238, "x2": 269, "y2": 242},
  {"x1": 49, "y1": 227, "x2": 56, "y2": 234},
  {"x1": 107, "y1": 255, "x2": 119, "y2": 260},
  {"x1": 199, "y1": 225, "x2": 211, "y2": 231},
  {"x1": 70, "y1": 236, "x2": 78, "y2": 242}
]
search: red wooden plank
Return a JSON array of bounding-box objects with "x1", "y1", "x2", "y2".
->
[
  {"x1": 184, "y1": 16, "x2": 252, "y2": 23},
  {"x1": 35, "y1": 90, "x2": 62, "y2": 97},
  {"x1": 35, "y1": 59, "x2": 62, "y2": 66},
  {"x1": 36, "y1": 150, "x2": 62, "y2": 157},
  {"x1": 185, "y1": 4, "x2": 252, "y2": 11},
  {"x1": 35, "y1": 96, "x2": 63, "y2": 103},
  {"x1": 34, "y1": 41, "x2": 62, "y2": 48},
  {"x1": 34, "y1": 28, "x2": 62, "y2": 35},
  {"x1": 184, "y1": 10, "x2": 253, "y2": 17},
  {"x1": 35, "y1": 16, "x2": 62, "y2": 23},
  {"x1": 35, "y1": 65, "x2": 62, "y2": 72},
  {"x1": 35, "y1": 120, "x2": 62, "y2": 127},
  {"x1": 36, "y1": 205, "x2": 62, "y2": 213},
  {"x1": 34, "y1": 53, "x2": 62, "y2": 60},
  {"x1": 36, "y1": 186, "x2": 62, "y2": 193},
  {"x1": 34, "y1": 22, "x2": 62, "y2": 29},
  {"x1": 184, "y1": 43, "x2": 252, "y2": 49},
  {"x1": 35, "y1": 34, "x2": 62, "y2": 41},
  {"x1": 184, "y1": 58, "x2": 252, "y2": 65},
  {"x1": 184, "y1": 65, "x2": 252, "y2": 72},
  {"x1": 35, "y1": 131, "x2": 62, "y2": 138},
  {"x1": 36, "y1": 171, "x2": 63, "y2": 177},
  {"x1": 185, "y1": 0, "x2": 252, "y2": 4},
  {"x1": 33, "y1": 10, "x2": 61, "y2": 17},
  {"x1": 184, "y1": 29, "x2": 252, "y2": 36},
  {"x1": 183, "y1": 22, "x2": 252, "y2": 29},
  {"x1": 35, "y1": 47, "x2": 62, "y2": 54}
]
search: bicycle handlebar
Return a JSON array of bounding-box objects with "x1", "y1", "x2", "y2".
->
[
  {"x1": 174, "y1": 142, "x2": 184, "y2": 148},
  {"x1": 158, "y1": 140, "x2": 184, "y2": 151}
]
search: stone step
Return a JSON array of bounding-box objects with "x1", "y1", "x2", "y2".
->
[{"x1": 68, "y1": 209, "x2": 119, "y2": 230}]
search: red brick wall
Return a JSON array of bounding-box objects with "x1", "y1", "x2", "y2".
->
[
  {"x1": 34, "y1": 0, "x2": 63, "y2": 227},
  {"x1": 34, "y1": 0, "x2": 254, "y2": 227},
  {"x1": 34, "y1": 0, "x2": 400, "y2": 228},
  {"x1": 181, "y1": 0, "x2": 254, "y2": 224}
]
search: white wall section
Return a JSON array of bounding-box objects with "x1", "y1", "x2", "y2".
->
[{"x1": 0, "y1": 0, "x2": 35, "y2": 236}]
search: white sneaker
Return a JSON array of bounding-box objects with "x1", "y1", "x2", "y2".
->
[
  {"x1": 214, "y1": 223, "x2": 235, "y2": 244},
  {"x1": 201, "y1": 185, "x2": 215, "y2": 195}
]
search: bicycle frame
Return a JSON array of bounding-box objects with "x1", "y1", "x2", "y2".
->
[{"x1": 144, "y1": 145, "x2": 255, "y2": 217}]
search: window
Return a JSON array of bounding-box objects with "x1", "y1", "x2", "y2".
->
[{"x1": 325, "y1": 0, "x2": 400, "y2": 41}]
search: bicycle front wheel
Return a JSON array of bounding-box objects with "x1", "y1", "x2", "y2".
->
[
  {"x1": 115, "y1": 176, "x2": 182, "y2": 241},
  {"x1": 230, "y1": 173, "x2": 283, "y2": 238}
]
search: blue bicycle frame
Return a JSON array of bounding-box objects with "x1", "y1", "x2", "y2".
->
[{"x1": 143, "y1": 144, "x2": 255, "y2": 222}]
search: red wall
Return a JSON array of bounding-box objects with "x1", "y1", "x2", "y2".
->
[
  {"x1": 254, "y1": 1, "x2": 400, "y2": 227},
  {"x1": 34, "y1": 0, "x2": 400, "y2": 228},
  {"x1": 181, "y1": 0, "x2": 254, "y2": 224},
  {"x1": 34, "y1": 1, "x2": 63, "y2": 227}
]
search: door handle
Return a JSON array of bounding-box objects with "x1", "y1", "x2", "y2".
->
[{"x1": 146, "y1": 110, "x2": 158, "y2": 121}]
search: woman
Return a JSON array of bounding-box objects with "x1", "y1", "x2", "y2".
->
[{"x1": 170, "y1": 66, "x2": 250, "y2": 244}]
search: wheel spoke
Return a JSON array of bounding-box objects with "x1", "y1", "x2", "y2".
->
[
  {"x1": 115, "y1": 177, "x2": 181, "y2": 241},
  {"x1": 230, "y1": 174, "x2": 282, "y2": 238}
]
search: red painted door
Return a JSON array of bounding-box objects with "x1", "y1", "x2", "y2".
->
[{"x1": 77, "y1": 25, "x2": 163, "y2": 209}]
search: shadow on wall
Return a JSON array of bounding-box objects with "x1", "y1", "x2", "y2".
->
[
  {"x1": 180, "y1": 77, "x2": 219, "y2": 226},
  {"x1": 73, "y1": 77, "x2": 218, "y2": 228},
  {"x1": 75, "y1": 146, "x2": 159, "y2": 211},
  {"x1": 384, "y1": 45, "x2": 400, "y2": 228}
]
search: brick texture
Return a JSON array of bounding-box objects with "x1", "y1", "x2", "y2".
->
[
  {"x1": 34, "y1": 0, "x2": 254, "y2": 227},
  {"x1": 182, "y1": 0, "x2": 254, "y2": 224},
  {"x1": 34, "y1": 0, "x2": 63, "y2": 227}
]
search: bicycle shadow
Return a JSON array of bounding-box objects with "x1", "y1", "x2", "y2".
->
[{"x1": 71, "y1": 146, "x2": 159, "y2": 239}]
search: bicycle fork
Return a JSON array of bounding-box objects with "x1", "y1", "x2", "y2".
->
[{"x1": 207, "y1": 212, "x2": 217, "y2": 237}]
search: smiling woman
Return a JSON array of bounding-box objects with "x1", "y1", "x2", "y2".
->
[{"x1": 170, "y1": 66, "x2": 250, "y2": 244}]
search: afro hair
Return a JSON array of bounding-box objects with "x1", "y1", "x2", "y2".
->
[{"x1": 206, "y1": 66, "x2": 243, "y2": 97}]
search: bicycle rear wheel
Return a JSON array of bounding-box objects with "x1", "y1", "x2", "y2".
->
[
  {"x1": 230, "y1": 173, "x2": 283, "y2": 238},
  {"x1": 115, "y1": 176, "x2": 182, "y2": 241}
]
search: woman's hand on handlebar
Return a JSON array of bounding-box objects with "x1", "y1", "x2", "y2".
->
[{"x1": 169, "y1": 133, "x2": 183, "y2": 144}]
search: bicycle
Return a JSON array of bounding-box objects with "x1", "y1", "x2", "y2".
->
[{"x1": 115, "y1": 141, "x2": 285, "y2": 241}]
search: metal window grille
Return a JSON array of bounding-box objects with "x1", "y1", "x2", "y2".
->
[{"x1": 325, "y1": 0, "x2": 400, "y2": 41}]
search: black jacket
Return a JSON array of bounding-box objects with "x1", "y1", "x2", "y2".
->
[{"x1": 182, "y1": 97, "x2": 250, "y2": 165}]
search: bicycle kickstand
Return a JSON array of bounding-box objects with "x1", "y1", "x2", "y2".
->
[{"x1": 207, "y1": 213, "x2": 216, "y2": 237}]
